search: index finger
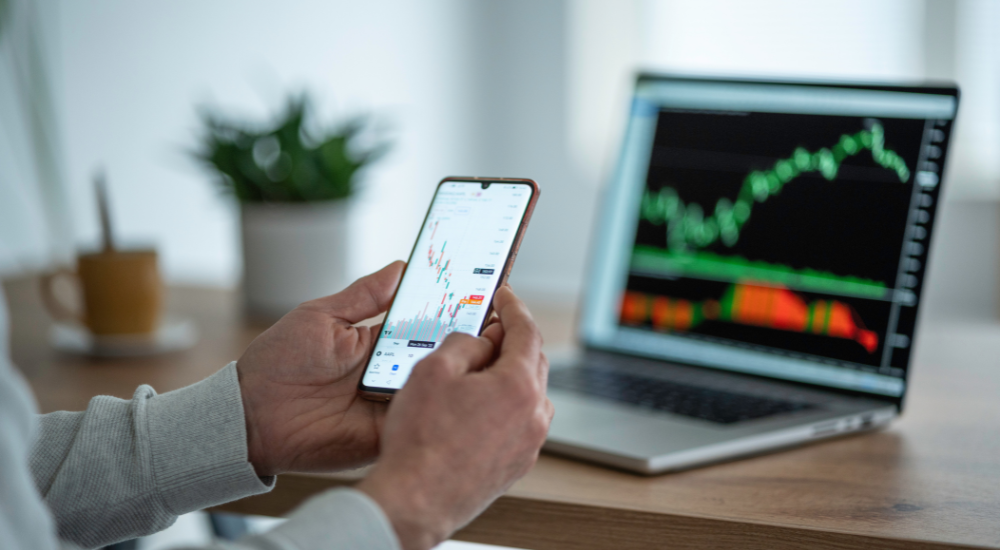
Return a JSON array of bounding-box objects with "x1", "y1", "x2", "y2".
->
[
  {"x1": 304, "y1": 261, "x2": 405, "y2": 324},
  {"x1": 424, "y1": 332, "x2": 496, "y2": 377},
  {"x1": 491, "y1": 286, "x2": 544, "y2": 381}
]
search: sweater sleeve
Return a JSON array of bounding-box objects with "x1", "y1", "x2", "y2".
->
[
  {"x1": 237, "y1": 488, "x2": 400, "y2": 550},
  {"x1": 166, "y1": 488, "x2": 401, "y2": 550},
  {"x1": 27, "y1": 360, "x2": 402, "y2": 550},
  {"x1": 29, "y1": 362, "x2": 274, "y2": 548}
]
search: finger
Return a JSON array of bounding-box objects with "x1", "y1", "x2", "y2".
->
[
  {"x1": 414, "y1": 332, "x2": 495, "y2": 378},
  {"x1": 537, "y1": 351, "x2": 551, "y2": 387},
  {"x1": 480, "y1": 321, "x2": 504, "y2": 352},
  {"x1": 491, "y1": 286, "x2": 543, "y2": 377},
  {"x1": 484, "y1": 311, "x2": 500, "y2": 328},
  {"x1": 306, "y1": 261, "x2": 405, "y2": 323},
  {"x1": 363, "y1": 323, "x2": 384, "y2": 354}
]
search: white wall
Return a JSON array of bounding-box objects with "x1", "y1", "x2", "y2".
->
[
  {"x1": 461, "y1": 0, "x2": 598, "y2": 303},
  {"x1": 949, "y1": 0, "x2": 1000, "y2": 199},
  {"x1": 640, "y1": 0, "x2": 926, "y2": 80},
  {"x1": 56, "y1": 0, "x2": 475, "y2": 286},
  {"x1": 52, "y1": 0, "x2": 605, "y2": 304},
  {"x1": 0, "y1": 0, "x2": 72, "y2": 274}
]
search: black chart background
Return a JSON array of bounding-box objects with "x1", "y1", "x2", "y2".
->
[{"x1": 624, "y1": 109, "x2": 940, "y2": 370}]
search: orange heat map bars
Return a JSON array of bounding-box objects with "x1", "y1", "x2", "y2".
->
[{"x1": 620, "y1": 282, "x2": 879, "y2": 353}]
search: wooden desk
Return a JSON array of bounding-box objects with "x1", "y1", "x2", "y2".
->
[{"x1": 6, "y1": 277, "x2": 1000, "y2": 550}]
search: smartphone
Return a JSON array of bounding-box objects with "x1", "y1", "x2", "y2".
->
[{"x1": 358, "y1": 176, "x2": 540, "y2": 400}]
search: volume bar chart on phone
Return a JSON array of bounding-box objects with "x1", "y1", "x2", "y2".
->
[{"x1": 382, "y1": 291, "x2": 485, "y2": 343}]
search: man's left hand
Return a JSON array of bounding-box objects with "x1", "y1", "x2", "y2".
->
[{"x1": 236, "y1": 261, "x2": 404, "y2": 476}]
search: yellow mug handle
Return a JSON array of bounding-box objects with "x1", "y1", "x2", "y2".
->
[{"x1": 40, "y1": 269, "x2": 85, "y2": 325}]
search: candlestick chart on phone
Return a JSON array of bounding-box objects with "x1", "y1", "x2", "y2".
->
[
  {"x1": 381, "y1": 189, "x2": 514, "y2": 344},
  {"x1": 620, "y1": 110, "x2": 930, "y2": 368},
  {"x1": 381, "y1": 233, "x2": 485, "y2": 342}
]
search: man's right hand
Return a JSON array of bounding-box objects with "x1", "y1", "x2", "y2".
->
[{"x1": 357, "y1": 286, "x2": 554, "y2": 550}]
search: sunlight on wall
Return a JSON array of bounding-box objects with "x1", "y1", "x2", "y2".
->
[{"x1": 640, "y1": 0, "x2": 924, "y2": 80}]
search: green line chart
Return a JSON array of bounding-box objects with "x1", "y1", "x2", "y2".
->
[{"x1": 639, "y1": 122, "x2": 911, "y2": 251}]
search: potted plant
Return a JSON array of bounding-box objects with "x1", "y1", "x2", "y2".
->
[{"x1": 193, "y1": 94, "x2": 388, "y2": 321}]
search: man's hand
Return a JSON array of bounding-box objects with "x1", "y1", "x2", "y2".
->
[
  {"x1": 236, "y1": 261, "x2": 405, "y2": 476},
  {"x1": 357, "y1": 286, "x2": 554, "y2": 550}
]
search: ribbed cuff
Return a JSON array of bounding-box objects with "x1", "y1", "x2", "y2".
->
[
  {"x1": 146, "y1": 361, "x2": 274, "y2": 514},
  {"x1": 251, "y1": 488, "x2": 400, "y2": 550}
]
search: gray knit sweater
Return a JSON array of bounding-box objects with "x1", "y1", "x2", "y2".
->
[{"x1": 0, "y1": 288, "x2": 400, "y2": 550}]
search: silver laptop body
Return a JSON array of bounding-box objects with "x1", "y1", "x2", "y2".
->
[{"x1": 545, "y1": 75, "x2": 959, "y2": 474}]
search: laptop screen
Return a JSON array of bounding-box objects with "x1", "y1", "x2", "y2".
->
[{"x1": 580, "y1": 76, "x2": 959, "y2": 398}]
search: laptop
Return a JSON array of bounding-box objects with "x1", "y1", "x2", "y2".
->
[{"x1": 545, "y1": 74, "x2": 959, "y2": 474}]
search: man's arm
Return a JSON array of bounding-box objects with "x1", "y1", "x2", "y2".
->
[
  {"x1": 26, "y1": 360, "x2": 402, "y2": 550},
  {"x1": 29, "y1": 363, "x2": 273, "y2": 548},
  {"x1": 22, "y1": 262, "x2": 409, "y2": 548}
]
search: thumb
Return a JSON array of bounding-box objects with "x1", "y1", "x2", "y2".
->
[
  {"x1": 305, "y1": 261, "x2": 405, "y2": 323},
  {"x1": 412, "y1": 332, "x2": 496, "y2": 380}
]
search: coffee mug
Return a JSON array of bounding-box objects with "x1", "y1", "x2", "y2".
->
[{"x1": 41, "y1": 250, "x2": 163, "y2": 336}]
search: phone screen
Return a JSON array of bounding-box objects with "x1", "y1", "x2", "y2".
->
[{"x1": 361, "y1": 180, "x2": 535, "y2": 392}]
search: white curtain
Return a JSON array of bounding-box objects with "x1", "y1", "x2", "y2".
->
[{"x1": 0, "y1": 0, "x2": 72, "y2": 277}]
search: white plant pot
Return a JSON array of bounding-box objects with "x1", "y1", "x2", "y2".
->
[{"x1": 240, "y1": 201, "x2": 351, "y2": 322}]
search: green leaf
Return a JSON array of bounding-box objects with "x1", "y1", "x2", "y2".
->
[{"x1": 190, "y1": 92, "x2": 390, "y2": 203}]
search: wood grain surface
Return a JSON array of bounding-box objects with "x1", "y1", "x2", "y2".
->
[{"x1": 5, "y1": 277, "x2": 999, "y2": 549}]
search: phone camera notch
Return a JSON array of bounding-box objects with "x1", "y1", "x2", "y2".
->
[{"x1": 481, "y1": 182, "x2": 491, "y2": 189}]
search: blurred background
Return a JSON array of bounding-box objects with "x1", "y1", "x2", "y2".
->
[
  {"x1": 2, "y1": 0, "x2": 999, "y2": 319},
  {"x1": 2, "y1": 1, "x2": 999, "y2": 548}
]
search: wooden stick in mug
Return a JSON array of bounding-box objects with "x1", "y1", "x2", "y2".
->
[{"x1": 95, "y1": 168, "x2": 116, "y2": 253}]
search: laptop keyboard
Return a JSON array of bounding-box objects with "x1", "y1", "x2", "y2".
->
[{"x1": 548, "y1": 366, "x2": 815, "y2": 424}]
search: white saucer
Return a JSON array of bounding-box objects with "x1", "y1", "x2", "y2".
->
[{"x1": 50, "y1": 318, "x2": 199, "y2": 357}]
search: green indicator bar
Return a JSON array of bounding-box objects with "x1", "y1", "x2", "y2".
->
[{"x1": 630, "y1": 246, "x2": 888, "y2": 300}]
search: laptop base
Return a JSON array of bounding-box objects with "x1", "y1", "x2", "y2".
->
[{"x1": 545, "y1": 351, "x2": 896, "y2": 475}]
